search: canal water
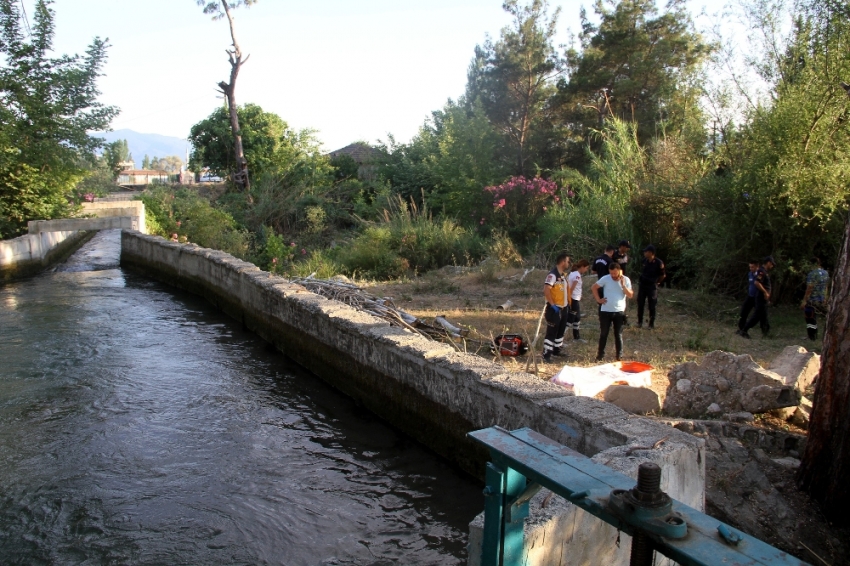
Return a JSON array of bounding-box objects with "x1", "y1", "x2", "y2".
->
[{"x1": 0, "y1": 231, "x2": 482, "y2": 565}]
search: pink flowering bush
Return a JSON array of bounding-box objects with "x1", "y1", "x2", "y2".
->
[{"x1": 483, "y1": 176, "x2": 570, "y2": 243}]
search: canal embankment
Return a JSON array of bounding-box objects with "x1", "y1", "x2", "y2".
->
[
  {"x1": 1, "y1": 200, "x2": 145, "y2": 282},
  {"x1": 120, "y1": 230, "x2": 706, "y2": 565}
]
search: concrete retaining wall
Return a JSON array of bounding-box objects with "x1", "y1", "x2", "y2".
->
[
  {"x1": 28, "y1": 216, "x2": 136, "y2": 234},
  {"x1": 120, "y1": 231, "x2": 705, "y2": 565},
  {"x1": 0, "y1": 230, "x2": 92, "y2": 282},
  {"x1": 79, "y1": 200, "x2": 146, "y2": 234}
]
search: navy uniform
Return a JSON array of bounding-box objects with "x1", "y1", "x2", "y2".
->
[
  {"x1": 543, "y1": 266, "x2": 569, "y2": 360},
  {"x1": 737, "y1": 264, "x2": 759, "y2": 331},
  {"x1": 740, "y1": 257, "x2": 776, "y2": 338},
  {"x1": 593, "y1": 254, "x2": 612, "y2": 280},
  {"x1": 636, "y1": 245, "x2": 665, "y2": 328}
]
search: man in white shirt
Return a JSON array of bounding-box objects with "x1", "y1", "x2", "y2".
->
[{"x1": 591, "y1": 262, "x2": 634, "y2": 362}]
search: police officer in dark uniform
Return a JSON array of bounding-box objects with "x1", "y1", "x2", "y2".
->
[
  {"x1": 739, "y1": 256, "x2": 776, "y2": 339},
  {"x1": 593, "y1": 245, "x2": 615, "y2": 280},
  {"x1": 612, "y1": 240, "x2": 632, "y2": 325},
  {"x1": 636, "y1": 245, "x2": 666, "y2": 329}
]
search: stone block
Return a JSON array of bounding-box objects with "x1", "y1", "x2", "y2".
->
[
  {"x1": 603, "y1": 385, "x2": 661, "y2": 415},
  {"x1": 768, "y1": 345, "x2": 820, "y2": 393},
  {"x1": 664, "y1": 350, "x2": 800, "y2": 417}
]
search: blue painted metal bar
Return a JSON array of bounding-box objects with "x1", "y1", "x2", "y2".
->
[{"x1": 469, "y1": 426, "x2": 809, "y2": 566}]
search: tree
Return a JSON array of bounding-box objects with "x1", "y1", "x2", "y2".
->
[
  {"x1": 677, "y1": 0, "x2": 850, "y2": 295},
  {"x1": 380, "y1": 97, "x2": 509, "y2": 220},
  {"x1": 558, "y1": 0, "x2": 710, "y2": 156},
  {"x1": 142, "y1": 155, "x2": 151, "y2": 169},
  {"x1": 0, "y1": 0, "x2": 117, "y2": 238},
  {"x1": 189, "y1": 103, "x2": 328, "y2": 184},
  {"x1": 196, "y1": 0, "x2": 257, "y2": 193},
  {"x1": 150, "y1": 156, "x2": 183, "y2": 173},
  {"x1": 466, "y1": 0, "x2": 564, "y2": 176},
  {"x1": 797, "y1": 213, "x2": 850, "y2": 523},
  {"x1": 102, "y1": 139, "x2": 129, "y2": 177}
]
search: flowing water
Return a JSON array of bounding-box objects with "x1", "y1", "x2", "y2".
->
[{"x1": 0, "y1": 230, "x2": 481, "y2": 565}]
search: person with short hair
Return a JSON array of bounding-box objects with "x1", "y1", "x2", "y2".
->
[
  {"x1": 591, "y1": 262, "x2": 634, "y2": 362},
  {"x1": 593, "y1": 245, "x2": 615, "y2": 280},
  {"x1": 801, "y1": 257, "x2": 829, "y2": 341},
  {"x1": 738, "y1": 256, "x2": 776, "y2": 339},
  {"x1": 737, "y1": 260, "x2": 760, "y2": 332},
  {"x1": 566, "y1": 259, "x2": 590, "y2": 343},
  {"x1": 636, "y1": 245, "x2": 665, "y2": 329},
  {"x1": 612, "y1": 240, "x2": 632, "y2": 325},
  {"x1": 543, "y1": 253, "x2": 571, "y2": 361}
]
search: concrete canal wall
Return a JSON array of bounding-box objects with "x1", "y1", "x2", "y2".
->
[
  {"x1": 0, "y1": 230, "x2": 92, "y2": 282},
  {"x1": 1, "y1": 200, "x2": 145, "y2": 283},
  {"x1": 120, "y1": 231, "x2": 705, "y2": 566}
]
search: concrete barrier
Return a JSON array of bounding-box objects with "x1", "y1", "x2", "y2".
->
[
  {"x1": 0, "y1": 230, "x2": 92, "y2": 282},
  {"x1": 79, "y1": 200, "x2": 146, "y2": 235},
  {"x1": 120, "y1": 231, "x2": 705, "y2": 566},
  {"x1": 27, "y1": 216, "x2": 137, "y2": 234}
]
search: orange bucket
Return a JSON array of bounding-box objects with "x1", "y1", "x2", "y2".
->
[{"x1": 618, "y1": 361, "x2": 654, "y2": 373}]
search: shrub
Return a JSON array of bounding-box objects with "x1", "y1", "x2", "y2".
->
[
  {"x1": 335, "y1": 197, "x2": 486, "y2": 279},
  {"x1": 140, "y1": 186, "x2": 250, "y2": 259},
  {"x1": 484, "y1": 176, "x2": 569, "y2": 245}
]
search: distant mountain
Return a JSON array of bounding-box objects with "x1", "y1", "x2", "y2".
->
[{"x1": 94, "y1": 129, "x2": 190, "y2": 169}]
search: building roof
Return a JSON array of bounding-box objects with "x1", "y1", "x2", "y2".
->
[{"x1": 328, "y1": 143, "x2": 382, "y2": 164}]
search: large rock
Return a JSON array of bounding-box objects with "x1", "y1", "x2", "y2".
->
[
  {"x1": 603, "y1": 385, "x2": 661, "y2": 415},
  {"x1": 768, "y1": 345, "x2": 820, "y2": 394},
  {"x1": 664, "y1": 351, "x2": 801, "y2": 418}
]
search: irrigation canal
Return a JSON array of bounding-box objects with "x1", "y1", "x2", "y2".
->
[{"x1": 0, "y1": 230, "x2": 482, "y2": 565}]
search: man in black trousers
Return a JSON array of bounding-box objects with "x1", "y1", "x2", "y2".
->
[
  {"x1": 738, "y1": 256, "x2": 776, "y2": 339},
  {"x1": 636, "y1": 245, "x2": 666, "y2": 329}
]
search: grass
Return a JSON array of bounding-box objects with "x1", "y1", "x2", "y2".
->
[{"x1": 365, "y1": 266, "x2": 819, "y2": 403}]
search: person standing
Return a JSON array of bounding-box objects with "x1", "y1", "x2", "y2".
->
[
  {"x1": 592, "y1": 262, "x2": 634, "y2": 362},
  {"x1": 612, "y1": 240, "x2": 632, "y2": 325},
  {"x1": 737, "y1": 260, "x2": 760, "y2": 332},
  {"x1": 543, "y1": 253, "x2": 571, "y2": 361},
  {"x1": 739, "y1": 256, "x2": 776, "y2": 339},
  {"x1": 636, "y1": 245, "x2": 666, "y2": 329},
  {"x1": 801, "y1": 257, "x2": 829, "y2": 341},
  {"x1": 593, "y1": 245, "x2": 615, "y2": 280},
  {"x1": 566, "y1": 259, "x2": 590, "y2": 343}
]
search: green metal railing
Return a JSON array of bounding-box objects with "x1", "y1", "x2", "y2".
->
[{"x1": 468, "y1": 426, "x2": 809, "y2": 566}]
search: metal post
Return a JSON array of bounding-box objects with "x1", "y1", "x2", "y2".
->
[
  {"x1": 482, "y1": 462, "x2": 506, "y2": 566},
  {"x1": 629, "y1": 462, "x2": 662, "y2": 566}
]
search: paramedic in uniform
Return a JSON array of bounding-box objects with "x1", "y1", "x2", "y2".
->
[{"x1": 543, "y1": 253, "x2": 571, "y2": 361}]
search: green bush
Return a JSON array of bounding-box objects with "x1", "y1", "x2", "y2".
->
[
  {"x1": 139, "y1": 186, "x2": 250, "y2": 259},
  {"x1": 335, "y1": 197, "x2": 486, "y2": 279}
]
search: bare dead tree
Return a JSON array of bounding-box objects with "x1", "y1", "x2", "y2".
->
[
  {"x1": 797, "y1": 212, "x2": 850, "y2": 524},
  {"x1": 197, "y1": 0, "x2": 256, "y2": 193}
]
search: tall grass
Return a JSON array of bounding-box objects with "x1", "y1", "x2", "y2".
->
[
  {"x1": 335, "y1": 196, "x2": 486, "y2": 279},
  {"x1": 538, "y1": 120, "x2": 642, "y2": 262}
]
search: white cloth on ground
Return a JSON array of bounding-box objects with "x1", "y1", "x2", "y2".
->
[{"x1": 551, "y1": 362, "x2": 652, "y2": 398}]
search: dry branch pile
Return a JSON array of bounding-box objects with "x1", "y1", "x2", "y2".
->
[{"x1": 289, "y1": 277, "x2": 489, "y2": 352}]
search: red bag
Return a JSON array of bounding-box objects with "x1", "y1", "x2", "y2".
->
[{"x1": 492, "y1": 334, "x2": 528, "y2": 357}]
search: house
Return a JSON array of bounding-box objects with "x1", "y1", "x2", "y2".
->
[{"x1": 328, "y1": 142, "x2": 383, "y2": 181}]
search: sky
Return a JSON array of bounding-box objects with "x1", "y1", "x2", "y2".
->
[{"x1": 41, "y1": 0, "x2": 718, "y2": 153}]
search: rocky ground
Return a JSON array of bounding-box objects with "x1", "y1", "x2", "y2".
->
[{"x1": 704, "y1": 433, "x2": 849, "y2": 565}]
